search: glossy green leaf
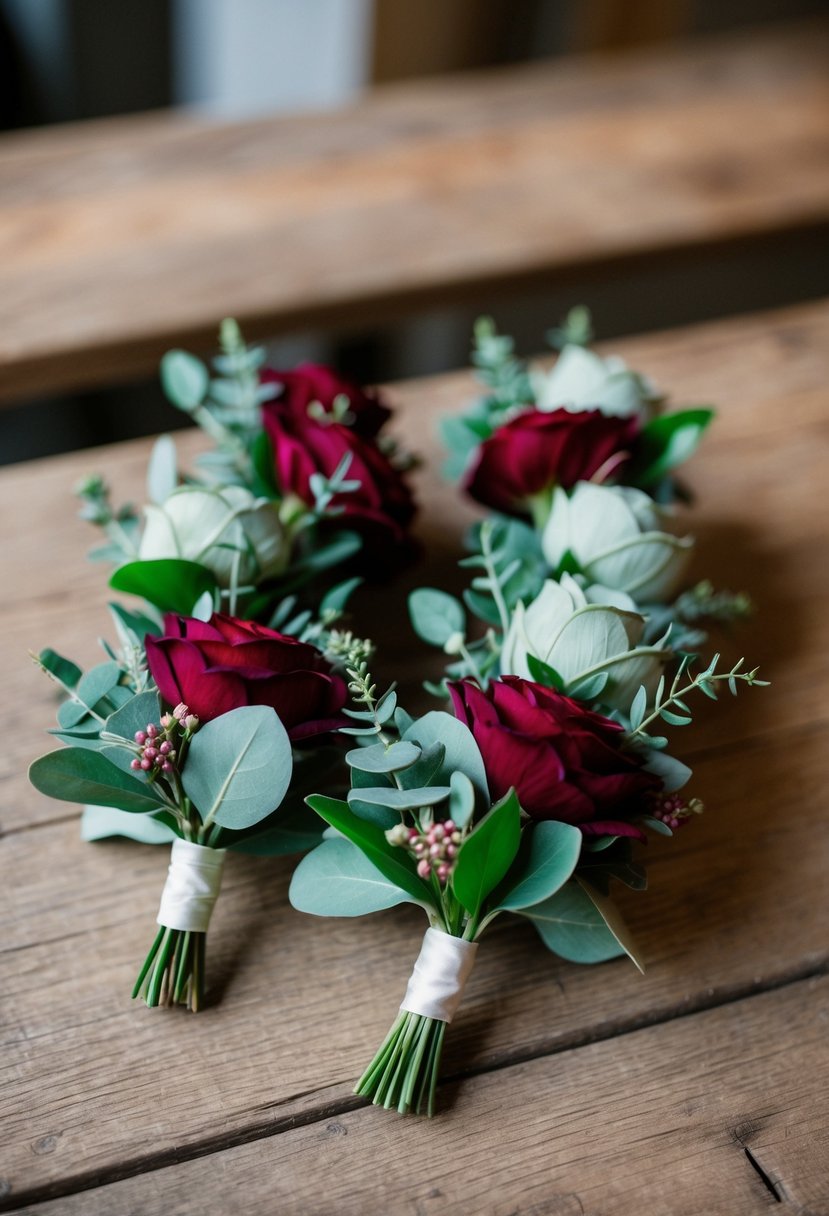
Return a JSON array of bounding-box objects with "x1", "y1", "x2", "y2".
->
[
  {"x1": 29, "y1": 749, "x2": 168, "y2": 814},
  {"x1": 633, "y1": 408, "x2": 715, "y2": 486},
  {"x1": 182, "y1": 705, "x2": 292, "y2": 830},
  {"x1": 452, "y1": 789, "x2": 521, "y2": 920},
  {"x1": 110, "y1": 559, "x2": 218, "y2": 615},
  {"x1": 289, "y1": 837, "x2": 419, "y2": 917},
  {"x1": 305, "y1": 794, "x2": 435, "y2": 908},
  {"x1": 35, "y1": 648, "x2": 82, "y2": 690}
]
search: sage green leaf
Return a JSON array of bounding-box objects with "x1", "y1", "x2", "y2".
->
[
  {"x1": 347, "y1": 786, "x2": 451, "y2": 811},
  {"x1": 108, "y1": 602, "x2": 163, "y2": 645},
  {"x1": 397, "y1": 741, "x2": 446, "y2": 791},
  {"x1": 182, "y1": 705, "x2": 292, "y2": 830},
  {"x1": 520, "y1": 878, "x2": 643, "y2": 969},
  {"x1": 449, "y1": 770, "x2": 475, "y2": 828},
  {"x1": 452, "y1": 789, "x2": 521, "y2": 920},
  {"x1": 577, "y1": 877, "x2": 645, "y2": 971},
  {"x1": 289, "y1": 837, "x2": 418, "y2": 917},
  {"x1": 305, "y1": 794, "x2": 435, "y2": 908},
  {"x1": 110, "y1": 559, "x2": 218, "y2": 616},
  {"x1": 146, "y1": 434, "x2": 178, "y2": 504},
  {"x1": 345, "y1": 740, "x2": 421, "y2": 774},
  {"x1": 230, "y1": 802, "x2": 323, "y2": 855},
  {"x1": 29, "y1": 749, "x2": 168, "y2": 814},
  {"x1": 81, "y1": 804, "x2": 178, "y2": 844},
  {"x1": 403, "y1": 711, "x2": 489, "y2": 807},
  {"x1": 160, "y1": 349, "x2": 209, "y2": 411},
  {"x1": 408, "y1": 588, "x2": 465, "y2": 647},
  {"x1": 491, "y1": 821, "x2": 581, "y2": 913},
  {"x1": 104, "y1": 691, "x2": 161, "y2": 743}
]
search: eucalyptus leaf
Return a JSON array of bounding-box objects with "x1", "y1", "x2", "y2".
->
[
  {"x1": 452, "y1": 789, "x2": 521, "y2": 920},
  {"x1": 347, "y1": 786, "x2": 452, "y2": 811},
  {"x1": 29, "y1": 749, "x2": 169, "y2": 814},
  {"x1": 519, "y1": 880, "x2": 626, "y2": 965},
  {"x1": 146, "y1": 434, "x2": 178, "y2": 504},
  {"x1": 182, "y1": 706, "x2": 292, "y2": 830},
  {"x1": 81, "y1": 804, "x2": 178, "y2": 844},
  {"x1": 104, "y1": 691, "x2": 161, "y2": 744},
  {"x1": 345, "y1": 740, "x2": 421, "y2": 774},
  {"x1": 160, "y1": 349, "x2": 209, "y2": 411},
  {"x1": 577, "y1": 878, "x2": 645, "y2": 972},
  {"x1": 490, "y1": 821, "x2": 581, "y2": 914},
  {"x1": 449, "y1": 771, "x2": 475, "y2": 828},
  {"x1": 403, "y1": 712, "x2": 489, "y2": 808},
  {"x1": 409, "y1": 588, "x2": 466, "y2": 647},
  {"x1": 289, "y1": 837, "x2": 418, "y2": 916}
]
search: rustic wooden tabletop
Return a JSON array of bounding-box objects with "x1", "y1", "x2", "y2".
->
[{"x1": 2, "y1": 301, "x2": 828, "y2": 1215}]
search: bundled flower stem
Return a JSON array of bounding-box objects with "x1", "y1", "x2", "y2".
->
[{"x1": 356, "y1": 1010, "x2": 447, "y2": 1116}]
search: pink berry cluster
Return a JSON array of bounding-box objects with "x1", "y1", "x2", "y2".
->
[
  {"x1": 387, "y1": 819, "x2": 462, "y2": 885},
  {"x1": 130, "y1": 702, "x2": 198, "y2": 778},
  {"x1": 648, "y1": 792, "x2": 704, "y2": 830}
]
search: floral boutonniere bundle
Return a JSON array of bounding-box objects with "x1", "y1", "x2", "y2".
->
[
  {"x1": 29, "y1": 324, "x2": 416, "y2": 1009},
  {"x1": 288, "y1": 311, "x2": 766, "y2": 1114}
]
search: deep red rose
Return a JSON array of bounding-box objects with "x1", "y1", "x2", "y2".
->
[
  {"x1": 464, "y1": 407, "x2": 638, "y2": 516},
  {"x1": 146, "y1": 613, "x2": 347, "y2": 740},
  {"x1": 260, "y1": 371, "x2": 415, "y2": 556},
  {"x1": 448, "y1": 676, "x2": 659, "y2": 839},
  {"x1": 261, "y1": 364, "x2": 391, "y2": 438}
]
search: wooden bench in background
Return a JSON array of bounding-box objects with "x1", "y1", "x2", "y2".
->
[{"x1": 0, "y1": 19, "x2": 827, "y2": 405}]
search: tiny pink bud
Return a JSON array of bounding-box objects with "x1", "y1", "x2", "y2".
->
[
  {"x1": 140, "y1": 758, "x2": 152, "y2": 771},
  {"x1": 146, "y1": 723, "x2": 158, "y2": 738},
  {"x1": 160, "y1": 713, "x2": 173, "y2": 729},
  {"x1": 130, "y1": 758, "x2": 141, "y2": 770},
  {"x1": 445, "y1": 844, "x2": 457, "y2": 859},
  {"x1": 451, "y1": 831, "x2": 462, "y2": 844},
  {"x1": 417, "y1": 860, "x2": 431, "y2": 879},
  {"x1": 408, "y1": 828, "x2": 419, "y2": 841},
  {"x1": 173, "y1": 703, "x2": 189, "y2": 720},
  {"x1": 429, "y1": 843, "x2": 441, "y2": 858},
  {"x1": 436, "y1": 864, "x2": 450, "y2": 883},
  {"x1": 144, "y1": 747, "x2": 158, "y2": 761},
  {"x1": 432, "y1": 825, "x2": 445, "y2": 841},
  {"x1": 161, "y1": 761, "x2": 174, "y2": 773},
  {"x1": 443, "y1": 820, "x2": 455, "y2": 833},
  {"x1": 159, "y1": 741, "x2": 172, "y2": 755},
  {"x1": 414, "y1": 842, "x2": 426, "y2": 855},
  {"x1": 134, "y1": 730, "x2": 147, "y2": 744}
]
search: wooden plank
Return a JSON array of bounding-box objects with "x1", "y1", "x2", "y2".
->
[
  {"x1": 16, "y1": 976, "x2": 829, "y2": 1215},
  {"x1": 5, "y1": 299, "x2": 828, "y2": 832},
  {"x1": 0, "y1": 21, "x2": 827, "y2": 402},
  {"x1": 2, "y1": 720, "x2": 827, "y2": 1205}
]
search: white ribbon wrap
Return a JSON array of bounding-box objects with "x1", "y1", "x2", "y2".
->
[
  {"x1": 156, "y1": 839, "x2": 226, "y2": 933},
  {"x1": 399, "y1": 928, "x2": 478, "y2": 1023}
]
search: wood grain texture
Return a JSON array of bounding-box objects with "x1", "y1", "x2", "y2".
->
[
  {"x1": 0, "y1": 20, "x2": 827, "y2": 402},
  {"x1": 18, "y1": 977, "x2": 829, "y2": 1216}
]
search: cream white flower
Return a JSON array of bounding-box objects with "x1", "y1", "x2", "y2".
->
[
  {"x1": 501, "y1": 574, "x2": 668, "y2": 712},
  {"x1": 532, "y1": 344, "x2": 658, "y2": 419},
  {"x1": 139, "y1": 485, "x2": 288, "y2": 587},
  {"x1": 541, "y1": 482, "x2": 693, "y2": 604}
]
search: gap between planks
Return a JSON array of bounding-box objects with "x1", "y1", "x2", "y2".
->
[{"x1": 4, "y1": 968, "x2": 825, "y2": 1214}]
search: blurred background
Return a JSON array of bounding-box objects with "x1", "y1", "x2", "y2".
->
[{"x1": 0, "y1": 0, "x2": 826, "y2": 463}]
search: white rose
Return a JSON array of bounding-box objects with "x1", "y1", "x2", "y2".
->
[
  {"x1": 139, "y1": 485, "x2": 288, "y2": 587},
  {"x1": 541, "y1": 482, "x2": 693, "y2": 604},
  {"x1": 532, "y1": 344, "x2": 658, "y2": 419},
  {"x1": 501, "y1": 574, "x2": 668, "y2": 712}
]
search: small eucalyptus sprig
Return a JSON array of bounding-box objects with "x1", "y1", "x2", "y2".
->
[{"x1": 627, "y1": 653, "x2": 768, "y2": 748}]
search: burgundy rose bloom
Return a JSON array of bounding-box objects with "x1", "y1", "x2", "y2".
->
[
  {"x1": 260, "y1": 376, "x2": 415, "y2": 555},
  {"x1": 448, "y1": 676, "x2": 659, "y2": 840},
  {"x1": 261, "y1": 364, "x2": 391, "y2": 438},
  {"x1": 146, "y1": 613, "x2": 347, "y2": 740},
  {"x1": 464, "y1": 407, "x2": 639, "y2": 516}
]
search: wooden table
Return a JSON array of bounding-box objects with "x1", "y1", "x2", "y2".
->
[
  {"x1": 0, "y1": 19, "x2": 827, "y2": 404},
  {"x1": 2, "y1": 300, "x2": 828, "y2": 1213}
]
